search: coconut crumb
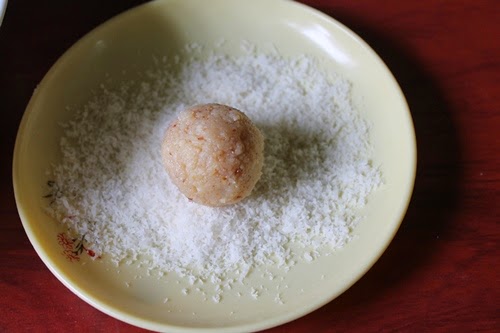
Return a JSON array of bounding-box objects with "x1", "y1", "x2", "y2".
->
[
  {"x1": 250, "y1": 288, "x2": 259, "y2": 299},
  {"x1": 46, "y1": 45, "x2": 382, "y2": 295}
]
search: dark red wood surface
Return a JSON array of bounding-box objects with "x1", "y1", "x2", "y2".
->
[{"x1": 1, "y1": 0, "x2": 498, "y2": 332}]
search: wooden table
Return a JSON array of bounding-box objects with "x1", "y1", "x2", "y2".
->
[{"x1": 1, "y1": 0, "x2": 498, "y2": 332}]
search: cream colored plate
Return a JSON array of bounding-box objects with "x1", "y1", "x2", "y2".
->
[{"x1": 13, "y1": 0, "x2": 416, "y2": 332}]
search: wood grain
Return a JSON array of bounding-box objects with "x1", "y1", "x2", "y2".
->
[{"x1": 1, "y1": 1, "x2": 498, "y2": 332}]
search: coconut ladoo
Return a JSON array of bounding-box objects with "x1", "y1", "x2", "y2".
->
[{"x1": 161, "y1": 103, "x2": 265, "y2": 207}]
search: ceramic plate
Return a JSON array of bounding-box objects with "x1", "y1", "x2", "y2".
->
[
  {"x1": 13, "y1": 0, "x2": 416, "y2": 332},
  {"x1": 0, "y1": 0, "x2": 8, "y2": 26}
]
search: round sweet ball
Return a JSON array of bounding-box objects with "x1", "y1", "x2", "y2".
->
[{"x1": 161, "y1": 103, "x2": 264, "y2": 207}]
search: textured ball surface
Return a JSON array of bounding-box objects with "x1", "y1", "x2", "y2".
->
[{"x1": 162, "y1": 104, "x2": 264, "y2": 207}]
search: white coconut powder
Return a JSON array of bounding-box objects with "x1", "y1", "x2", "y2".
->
[{"x1": 46, "y1": 47, "x2": 382, "y2": 282}]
